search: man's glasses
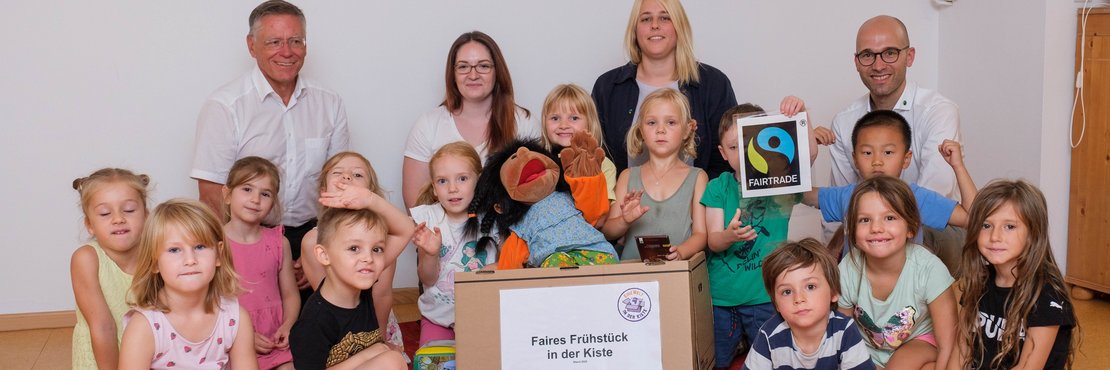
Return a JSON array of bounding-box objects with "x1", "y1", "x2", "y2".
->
[
  {"x1": 261, "y1": 37, "x2": 307, "y2": 50},
  {"x1": 855, "y1": 46, "x2": 910, "y2": 66}
]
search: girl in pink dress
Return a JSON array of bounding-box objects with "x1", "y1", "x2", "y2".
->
[
  {"x1": 221, "y1": 157, "x2": 299, "y2": 369},
  {"x1": 118, "y1": 199, "x2": 257, "y2": 370}
]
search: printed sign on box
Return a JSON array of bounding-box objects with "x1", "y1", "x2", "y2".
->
[
  {"x1": 455, "y1": 252, "x2": 714, "y2": 370},
  {"x1": 499, "y1": 282, "x2": 662, "y2": 370},
  {"x1": 737, "y1": 112, "x2": 812, "y2": 197}
]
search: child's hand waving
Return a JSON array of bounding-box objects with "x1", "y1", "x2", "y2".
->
[
  {"x1": 619, "y1": 190, "x2": 650, "y2": 224},
  {"x1": 725, "y1": 211, "x2": 757, "y2": 243},
  {"x1": 412, "y1": 222, "x2": 442, "y2": 256}
]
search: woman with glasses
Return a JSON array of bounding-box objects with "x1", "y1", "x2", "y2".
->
[
  {"x1": 592, "y1": 0, "x2": 737, "y2": 180},
  {"x1": 403, "y1": 31, "x2": 540, "y2": 209}
]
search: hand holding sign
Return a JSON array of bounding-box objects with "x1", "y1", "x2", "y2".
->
[
  {"x1": 737, "y1": 112, "x2": 812, "y2": 197},
  {"x1": 778, "y1": 95, "x2": 806, "y2": 117}
]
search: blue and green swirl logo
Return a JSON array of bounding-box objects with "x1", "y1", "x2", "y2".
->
[{"x1": 746, "y1": 127, "x2": 795, "y2": 174}]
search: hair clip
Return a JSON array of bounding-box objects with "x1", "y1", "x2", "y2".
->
[{"x1": 467, "y1": 213, "x2": 477, "y2": 219}]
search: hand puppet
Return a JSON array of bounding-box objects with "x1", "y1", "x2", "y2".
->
[{"x1": 464, "y1": 133, "x2": 616, "y2": 269}]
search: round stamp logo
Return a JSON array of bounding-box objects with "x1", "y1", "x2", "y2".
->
[{"x1": 617, "y1": 287, "x2": 652, "y2": 322}]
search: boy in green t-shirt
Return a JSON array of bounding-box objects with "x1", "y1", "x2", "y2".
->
[{"x1": 701, "y1": 101, "x2": 814, "y2": 368}]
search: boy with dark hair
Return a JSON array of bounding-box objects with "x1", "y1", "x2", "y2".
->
[
  {"x1": 804, "y1": 110, "x2": 976, "y2": 265},
  {"x1": 742, "y1": 238, "x2": 874, "y2": 369}
]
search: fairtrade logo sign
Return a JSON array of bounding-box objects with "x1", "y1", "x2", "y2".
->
[
  {"x1": 737, "y1": 113, "x2": 812, "y2": 197},
  {"x1": 746, "y1": 127, "x2": 796, "y2": 175}
]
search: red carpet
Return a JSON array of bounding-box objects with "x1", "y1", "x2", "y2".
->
[{"x1": 400, "y1": 320, "x2": 421, "y2": 360}]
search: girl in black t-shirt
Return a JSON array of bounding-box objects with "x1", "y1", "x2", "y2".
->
[{"x1": 951, "y1": 180, "x2": 1078, "y2": 369}]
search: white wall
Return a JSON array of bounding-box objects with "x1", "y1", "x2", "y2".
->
[
  {"x1": 0, "y1": 0, "x2": 992, "y2": 315},
  {"x1": 938, "y1": 1, "x2": 1087, "y2": 270}
]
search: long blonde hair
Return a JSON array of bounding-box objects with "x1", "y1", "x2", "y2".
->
[
  {"x1": 539, "y1": 84, "x2": 606, "y2": 152},
  {"x1": 415, "y1": 142, "x2": 483, "y2": 206},
  {"x1": 623, "y1": 0, "x2": 700, "y2": 84},
  {"x1": 129, "y1": 199, "x2": 243, "y2": 313},
  {"x1": 625, "y1": 88, "x2": 697, "y2": 160},
  {"x1": 955, "y1": 180, "x2": 1077, "y2": 369}
]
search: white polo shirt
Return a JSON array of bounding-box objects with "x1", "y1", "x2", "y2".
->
[
  {"x1": 191, "y1": 66, "x2": 349, "y2": 226},
  {"x1": 829, "y1": 82, "x2": 962, "y2": 199}
]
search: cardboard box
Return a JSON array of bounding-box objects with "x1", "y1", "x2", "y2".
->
[{"x1": 455, "y1": 252, "x2": 713, "y2": 370}]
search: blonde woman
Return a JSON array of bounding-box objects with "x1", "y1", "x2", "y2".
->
[{"x1": 593, "y1": 0, "x2": 736, "y2": 180}]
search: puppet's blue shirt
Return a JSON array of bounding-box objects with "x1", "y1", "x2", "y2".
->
[{"x1": 510, "y1": 192, "x2": 616, "y2": 266}]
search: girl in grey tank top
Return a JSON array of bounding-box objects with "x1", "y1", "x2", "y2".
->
[
  {"x1": 601, "y1": 88, "x2": 708, "y2": 261},
  {"x1": 621, "y1": 166, "x2": 702, "y2": 261}
]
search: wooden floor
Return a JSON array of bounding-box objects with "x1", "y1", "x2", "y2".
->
[{"x1": 5, "y1": 292, "x2": 1110, "y2": 369}]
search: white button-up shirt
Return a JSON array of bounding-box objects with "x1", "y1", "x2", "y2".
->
[
  {"x1": 191, "y1": 66, "x2": 349, "y2": 226},
  {"x1": 829, "y1": 82, "x2": 962, "y2": 199}
]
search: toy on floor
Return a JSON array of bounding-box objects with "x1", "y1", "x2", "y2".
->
[{"x1": 414, "y1": 340, "x2": 455, "y2": 370}]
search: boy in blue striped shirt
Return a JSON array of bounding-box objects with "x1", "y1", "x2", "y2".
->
[{"x1": 743, "y1": 238, "x2": 874, "y2": 369}]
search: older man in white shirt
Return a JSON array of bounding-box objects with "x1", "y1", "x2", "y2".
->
[{"x1": 191, "y1": 0, "x2": 348, "y2": 288}]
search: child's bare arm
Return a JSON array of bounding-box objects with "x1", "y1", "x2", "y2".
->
[
  {"x1": 319, "y1": 183, "x2": 416, "y2": 262},
  {"x1": 939, "y1": 140, "x2": 977, "y2": 228},
  {"x1": 376, "y1": 197, "x2": 416, "y2": 264},
  {"x1": 947, "y1": 333, "x2": 968, "y2": 370},
  {"x1": 669, "y1": 171, "x2": 709, "y2": 260},
  {"x1": 929, "y1": 286, "x2": 958, "y2": 370},
  {"x1": 371, "y1": 189, "x2": 410, "y2": 334},
  {"x1": 70, "y1": 246, "x2": 121, "y2": 370},
  {"x1": 301, "y1": 230, "x2": 324, "y2": 290},
  {"x1": 1011, "y1": 326, "x2": 1062, "y2": 369},
  {"x1": 275, "y1": 237, "x2": 301, "y2": 349},
  {"x1": 371, "y1": 266, "x2": 395, "y2": 342},
  {"x1": 327, "y1": 343, "x2": 404, "y2": 370},
  {"x1": 118, "y1": 313, "x2": 155, "y2": 370},
  {"x1": 602, "y1": 169, "x2": 638, "y2": 239},
  {"x1": 412, "y1": 223, "x2": 442, "y2": 287},
  {"x1": 229, "y1": 307, "x2": 261, "y2": 370},
  {"x1": 705, "y1": 208, "x2": 756, "y2": 253},
  {"x1": 801, "y1": 188, "x2": 820, "y2": 208},
  {"x1": 808, "y1": 118, "x2": 819, "y2": 164}
]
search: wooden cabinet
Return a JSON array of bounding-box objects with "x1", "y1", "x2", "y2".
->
[{"x1": 1067, "y1": 9, "x2": 1110, "y2": 296}]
